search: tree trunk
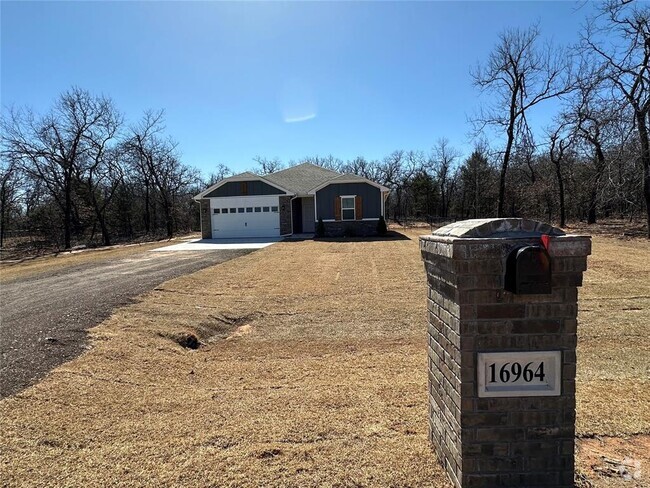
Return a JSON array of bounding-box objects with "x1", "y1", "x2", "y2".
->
[
  {"x1": 586, "y1": 143, "x2": 606, "y2": 226},
  {"x1": 636, "y1": 113, "x2": 650, "y2": 239},
  {"x1": 63, "y1": 180, "x2": 72, "y2": 250},
  {"x1": 553, "y1": 160, "x2": 566, "y2": 227},
  {"x1": 498, "y1": 87, "x2": 519, "y2": 218},
  {"x1": 97, "y1": 212, "x2": 111, "y2": 246},
  {"x1": 144, "y1": 182, "x2": 151, "y2": 234}
]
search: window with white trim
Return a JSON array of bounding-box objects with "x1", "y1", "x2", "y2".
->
[{"x1": 341, "y1": 196, "x2": 355, "y2": 221}]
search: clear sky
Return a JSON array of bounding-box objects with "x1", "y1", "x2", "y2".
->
[{"x1": 1, "y1": 1, "x2": 596, "y2": 175}]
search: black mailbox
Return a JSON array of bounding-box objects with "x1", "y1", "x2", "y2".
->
[{"x1": 505, "y1": 245, "x2": 552, "y2": 294}]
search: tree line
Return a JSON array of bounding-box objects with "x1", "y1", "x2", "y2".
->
[
  {"x1": 1, "y1": 89, "x2": 201, "y2": 251},
  {"x1": 1, "y1": 0, "x2": 648, "y2": 253}
]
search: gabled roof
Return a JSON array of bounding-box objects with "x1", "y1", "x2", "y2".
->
[
  {"x1": 195, "y1": 162, "x2": 388, "y2": 199},
  {"x1": 307, "y1": 173, "x2": 390, "y2": 194},
  {"x1": 194, "y1": 171, "x2": 294, "y2": 199},
  {"x1": 264, "y1": 163, "x2": 341, "y2": 196}
]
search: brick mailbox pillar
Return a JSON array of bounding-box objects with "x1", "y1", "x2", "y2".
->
[{"x1": 420, "y1": 218, "x2": 591, "y2": 488}]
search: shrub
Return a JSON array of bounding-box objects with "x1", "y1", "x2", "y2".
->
[{"x1": 377, "y1": 215, "x2": 387, "y2": 236}]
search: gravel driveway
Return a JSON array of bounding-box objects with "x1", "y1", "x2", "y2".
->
[{"x1": 0, "y1": 249, "x2": 251, "y2": 398}]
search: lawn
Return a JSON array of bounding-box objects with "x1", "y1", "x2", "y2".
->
[{"x1": 0, "y1": 228, "x2": 648, "y2": 487}]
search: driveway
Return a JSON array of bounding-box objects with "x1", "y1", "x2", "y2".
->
[
  {"x1": 0, "y1": 248, "x2": 252, "y2": 398},
  {"x1": 152, "y1": 237, "x2": 282, "y2": 251}
]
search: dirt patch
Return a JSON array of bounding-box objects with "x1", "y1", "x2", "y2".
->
[
  {"x1": 0, "y1": 229, "x2": 647, "y2": 487},
  {"x1": 576, "y1": 435, "x2": 649, "y2": 487}
]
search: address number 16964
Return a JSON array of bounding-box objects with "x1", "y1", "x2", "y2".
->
[{"x1": 477, "y1": 351, "x2": 561, "y2": 398}]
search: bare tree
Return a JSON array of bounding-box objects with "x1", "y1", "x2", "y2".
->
[
  {"x1": 582, "y1": 0, "x2": 650, "y2": 236},
  {"x1": 547, "y1": 121, "x2": 573, "y2": 227},
  {"x1": 0, "y1": 159, "x2": 22, "y2": 248},
  {"x1": 206, "y1": 164, "x2": 232, "y2": 186},
  {"x1": 1, "y1": 87, "x2": 119, "y2": 249},
  {"x1": 253, "y1": 156, "x2": 283, "y2": 174},
  {"x1": 430, "y1": 138, "x2": 461, "y2": 218},
  {"x1": 75, "y1": 100, "x2": 123, "y2": 245},
  {"x1": 472, "y1": 25, "x2": 575, "y2": 217},
  {"x1": 126, "y1": 110, "x2": 198, "y2": 239}
]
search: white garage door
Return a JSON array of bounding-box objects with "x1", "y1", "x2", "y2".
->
[{"x1": 210, "y1": 196, "x2": 281, "y2": 238}]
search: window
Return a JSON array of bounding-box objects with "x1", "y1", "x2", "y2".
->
[
  {"x1": 262, "y1": 206, "x2": 270, "y2": 212},
  {"x1": 230, "y1": 208, "x2": 236, "y2": 214},
  {"x1": 254, "y1": 207, "x2": 261, "y2": 212},
  {"x1": 341, "y1": 196, "x2": 355, "y2": 220},
  {"x1": 222, "y1": 208, "x2": 228, "y2": 214},
  {"x1": 213, "y1": 208, "x2": 220, "y2": 214},
  {"x1": 271, "y1": 206, "x2": 278, "y2": 213},
  {"x1": 238, "y1": 208, "x2": 245, "y2": 213},
  {"x1": 246, "y1": 207, "x2": 253, "y2": 213}
]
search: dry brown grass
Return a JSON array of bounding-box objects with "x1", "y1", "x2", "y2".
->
[
  {"x1": 0, "y1": 229, "x2": 648, "y2": 487},
  {"x1": 576, "y1": 237, "x2": 650, "y2": 437}
]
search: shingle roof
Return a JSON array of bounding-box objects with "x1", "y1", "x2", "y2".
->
[
  {"x1": 263, "y1": 163, "x2": 341, "y2": 195},
  {"x1": 230, "y1": 171, "x2": 260, "y2": 179}
]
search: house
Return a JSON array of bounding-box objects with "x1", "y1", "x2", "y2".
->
[{"x1": 194, "y1": 162, "x2": 390, "y2": 238}]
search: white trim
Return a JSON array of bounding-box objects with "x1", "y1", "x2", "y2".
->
[
  {"x1": 362, "y1": 218, "x2": 380, "y2": 221},
  {"x1": 381, "y1": 190, "x2": 388, "y2": 218},
  {"x1": 289, "y1": 195, "x2": 298, "y2": 236},
  {"x1": 194, "y1": 174, "x2": 295, "y2": 200},
  {"x1": 340, "y1": 195, "x2": 356, "y2": 221},
  {"x1": 307, "y1": 175, "x2": 390, "y2": 194}
]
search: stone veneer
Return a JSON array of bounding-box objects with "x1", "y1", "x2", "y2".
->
[
  {"x1": 322, "y1": 220, "x2": 378, "y2": 237},
  {"x1": 279, "y1": 196, "x2": 292, "y2": 235},
  {"x1": 199, "y1": 199, "x2": 211, "y2": 239},
  {"x1": 420, "y1": 218, "x2": 591, "y2": 488}
]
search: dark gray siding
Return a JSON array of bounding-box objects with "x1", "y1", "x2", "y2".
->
[
  {"x1": 204, "y1": 180, "x2": 286, "y2": 198},
  {"x1": 315, "y1": 183, "x2": 381, "y2": 220}
]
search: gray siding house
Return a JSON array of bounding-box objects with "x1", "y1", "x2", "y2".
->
[{"x1": 194, "y1": 163, "x2": 390, "y2": 238}]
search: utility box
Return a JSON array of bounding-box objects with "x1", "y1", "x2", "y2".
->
[{"x1": 420, "y1": 218, "x2": 591, "y2": 488}]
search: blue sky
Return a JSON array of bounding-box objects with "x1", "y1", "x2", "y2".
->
[{"x1": 2, "y1": 1, "x2": 595, "y2": 175}]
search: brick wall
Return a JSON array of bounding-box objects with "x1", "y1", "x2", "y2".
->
[{"x1": 420, "y1": 219, "x2": 591, "y2": 488}]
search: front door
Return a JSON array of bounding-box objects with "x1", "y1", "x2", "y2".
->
[{"x1": 292, "y1": 198, "x2": 303, "y2": 233}]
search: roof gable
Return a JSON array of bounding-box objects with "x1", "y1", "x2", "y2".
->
[
  {"x1": 194, "y1": 172, "x2": 293, "y2": 199},
  {"x1": 263, "y1": 163, "x2": 341, "y2": 195},
  {"x1": 308, "y1": 173, "x2": 390, "y2": 194}
]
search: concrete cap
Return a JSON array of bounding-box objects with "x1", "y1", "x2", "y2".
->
[{"x1": 432, "y1": 218, "x2": 566, "y2": 238}]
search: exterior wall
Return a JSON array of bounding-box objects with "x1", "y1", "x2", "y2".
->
[
  {"x1": 199, "y1": 199, "x2": 211, "y2": 239},
  {"x1": 315, "y1": 183, "x2": 381, "y2": 220},
  {"x1": 323, "y1": 220, "x2": 378, "y2": 237},
  {"x1": 204, "y1": 180, "x2": 286, "y2": 198},
  {"x1": 279, "y1": 196, "x2": 292, "y2": 235},
  {"x1": 301, "y1": 197, "x2": 315, "y2": 233},
  {"x1": 420, "y1": 219, "x2": 591, "y2": 488}
]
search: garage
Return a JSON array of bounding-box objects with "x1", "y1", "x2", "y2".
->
[{"x1": 210, "y1": 195, "x2": 281, "y2": 238}]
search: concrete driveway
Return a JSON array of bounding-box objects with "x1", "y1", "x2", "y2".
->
[
  {"x1": 152, "y1": 237, "x2": 283, "y2": 251},
  {"x1": 0, "y1": 247, "x2": 252, "y2": 398}
]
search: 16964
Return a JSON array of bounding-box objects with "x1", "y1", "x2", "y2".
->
[{"x1": 488, "y1": 361, "x2": 545, "y2": 383}]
